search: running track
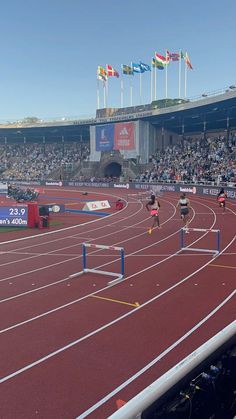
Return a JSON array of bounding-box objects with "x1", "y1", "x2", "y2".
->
[{"x1": 0, "y1": 187, "x2": 235, "y2": 418}]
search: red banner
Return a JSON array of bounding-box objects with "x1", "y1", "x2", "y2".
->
[{"x1": 114, "y1": 122, "x2": 135, "y2": 150}]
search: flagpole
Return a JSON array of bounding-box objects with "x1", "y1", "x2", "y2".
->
[
  {"x1": 106, "y1": 78, "x2": 109, "y2": 108},
  {"x1": 165, "y1": 50, "x2": 168, "y2": 99},
  {"x1": 178, "y1": 50, "x2": 181, "y2": 98},
  {"x1": 97, "y1": 79, "x2": 100, "y2": 109},
  {"x1": 139, "y1": 72, "x2": 142, "y2": 104},
  {"x1": 155, "y1": 64, "x2": 157, "y2": 100},
  {"x1": 184, "y1": 59, "x2": 187, "y2": 98},
  {"x1": 155, "y1": 65, "x2": 157, "y2": 100},
  {"x1": 103, "y1": 82, "x2": 106, "y2": 108},
  {"x1": 121, "y1": 78, "x2": 124, "y2": 108},
  {"x1": 154, "y1": 52, "x2": 157, "y2": 101},
  {"x1": 150, "y1": 67, "x2": 153, "y2": 102},
  {"x1": 130, "y1": 79, "x2": 133, "y2": 106}
]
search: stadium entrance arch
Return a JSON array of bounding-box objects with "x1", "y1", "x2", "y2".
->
[{"x1": 104, "y1": 161, "x2": 122, "y2": 178}]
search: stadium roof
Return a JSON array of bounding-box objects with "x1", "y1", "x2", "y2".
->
[
  {"x1": 142, "y1": 89, "x2": 236, "y2": 134},
  {"x1": 0, "y1": 90, "x2": 236, "y2": 142}
]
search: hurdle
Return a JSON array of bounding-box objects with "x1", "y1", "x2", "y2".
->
[
  {"x1": 150, "y1": 185, "x2": 163, "y2": 197},
  {"x1": 69, "y1": 242, "x2": 125, "y2": 285},
  {"x1": 180, "y1": 227, "x2": 220, "y2": 257}
]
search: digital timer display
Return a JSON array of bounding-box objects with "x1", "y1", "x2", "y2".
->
[{"x1": 0, "y1": 206, "x2": 28, "y2": 226}]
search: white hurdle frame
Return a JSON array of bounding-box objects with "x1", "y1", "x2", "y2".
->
[
  {"x1": 180, "y1": 227, "x2": 220, "y2": 257},
  {"x1": 69, "y1": 243, "x2": 125, "y2": 285}
]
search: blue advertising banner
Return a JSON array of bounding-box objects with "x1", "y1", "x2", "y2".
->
[{"x1": 96, "y1": 124, "x2": 114, "y2": 151}]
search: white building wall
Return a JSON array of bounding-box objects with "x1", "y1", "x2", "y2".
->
[
  {"x1": 89, "y1": 121, "x2": 180, "y2": 163},
  {"x1": 89, "y1": 125, "x2": 101, "y2": 162}
]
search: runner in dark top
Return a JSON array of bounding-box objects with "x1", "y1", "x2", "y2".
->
[{"x1": 176, "y1": 193, "x2": 191, "y2": 227}]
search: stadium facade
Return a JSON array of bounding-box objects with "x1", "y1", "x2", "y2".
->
[{"x1": 0, "y1": 89, "x2": 236, "y2": 180}]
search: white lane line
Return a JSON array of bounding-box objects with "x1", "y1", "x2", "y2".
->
[
  {"x1": 77, "y1": 290, "x2": 236, "y2": 418},
  {"x1": 0, "y1": 188, "x2": 133, "y2": 247},
  {"x1": 0, "y1": 197, "x2": 229, "y2": 310},
  {"x1": 0, "y1": 233, "x2": 235, "y2": 383},
  {"x1": 0, "y1": 200, "x2": 177, "y2": 290},
  {"x1": 0, "y1": 188, "x2": 146, "y2": 249},
  {"x1": 0, "y1": 222, "x2": 180, "y2": 303},
  {"x1": 0, "y1": 201, "x2": 214, "y2": 316},
  {"x1": 0, "y1": 204, "x2": 146, "y2": 266},
  {"x1": 0, "y1": 206, "x2": 150, "y2": 282}
]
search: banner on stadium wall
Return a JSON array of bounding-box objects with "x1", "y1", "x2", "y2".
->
[
  {"x1": 114, "y1": 122, "x2": 135, "y2": 150},
  {"x1": 132, "y1": 183, "x2": 236, "y2": 199},
  {"x1": 95, "y1": 124, "x2": 114, "y2": 151},
  {"x1": 67, "y1": 181, "x2": 109, "y2": 188},
  {"x1": 202, "y1": 186, "x2": 236, "y2": 199},
  {"x1": 8, "y1": 180, "x2": 42, "y2": 186},
  {"x1": 60, "y1": 181, "x2": 236, "y2": 200}
]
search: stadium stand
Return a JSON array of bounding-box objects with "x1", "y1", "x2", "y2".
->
[
  {"x1": 135, "y1": 134, "x2": 236, "y2": 185},
  {"x1": 0, "y1": 133, "x2": 235, "y2": 186},
  {"x1": 0, "y1": 142, "x2": 90, "y2": 181}
]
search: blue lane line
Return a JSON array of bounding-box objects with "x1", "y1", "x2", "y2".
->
[
  {"x1": 65, "y1": 209, "x2": 110, "y2": 217},
  {"x1": 41, "y1": 195, "x2": 94, "y2": 202}
]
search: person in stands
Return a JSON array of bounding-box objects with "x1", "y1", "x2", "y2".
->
[
  {"x1": 217, "y1": 188, "x2": 227, "y2": 212},
  {"x1": 146, "y1": 194, "x2": 161, "y2": 235},
  {"x1": 176, "y1": 193, "x2": 191, "y2": 228}
]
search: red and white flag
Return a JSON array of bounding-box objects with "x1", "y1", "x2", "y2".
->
[{"x1": 106, "y1": 64, "x2": 119, "y2": 78}]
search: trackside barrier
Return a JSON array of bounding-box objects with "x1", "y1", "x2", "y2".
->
[
  {"x1": 180, "y1": 227, "x2": 220, "y2": 257},
  {"x1": 69, "y1": 243, "x2": 125, "y2": 285},
  {"x1": 82, "y1": 200, "x2": 111, "y2": 211},
  {"x1": 108, "y1": 320, "x2": 236, "y2": 419}
]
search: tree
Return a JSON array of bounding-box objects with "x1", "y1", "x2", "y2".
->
[{"x1": 22, "y1": 117, "x2": 40, "y2": 124}]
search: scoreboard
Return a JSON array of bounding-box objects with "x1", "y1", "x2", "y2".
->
[{"x1": 0, "y1": 206, "x2": 28, "y2": 227}]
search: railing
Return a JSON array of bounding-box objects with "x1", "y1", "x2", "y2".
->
[{"x1": 109, "y1": 321, "x2": 236, "y2": 419}]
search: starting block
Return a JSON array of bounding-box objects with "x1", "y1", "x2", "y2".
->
[{"x1": 69, "y1": 242, "x2": 125, "y2": 285}]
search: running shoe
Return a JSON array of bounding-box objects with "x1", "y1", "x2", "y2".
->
[{"x1": 148, "y1": 228, "x2": 152, "y2": 235}]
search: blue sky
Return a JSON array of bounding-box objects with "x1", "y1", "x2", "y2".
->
[{"x1": 1, "y1": 0, "x2": 236, "y2": 121}]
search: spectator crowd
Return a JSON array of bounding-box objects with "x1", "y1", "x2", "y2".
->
[
  {"x1": 0, "y1": 142, "x2": 90, "y2": 181},
  {"x1": 135, "y1": 134, "x2": 236, "y2": 185},
  {"x1": 0, "y1": 134, "x2": 235, "y2": 186}
]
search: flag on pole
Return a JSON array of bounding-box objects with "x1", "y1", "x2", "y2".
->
[
  {"x1": 139, "y1": 61, "x2": 151, "y2": 72},
  {"x1": 97, "y1": 66, "x2": 108, "y2": 81},
  {"x1": 181, "y1": 52, "x2": 193, "y2": 69},
  {"x1": 185, "y1": 52, "x2": 193, "y2": 70},
  {"x1": 152, "y1": 57, "x2": 164, "y2": 70},
  {"x1": 155, "y1": 52, "x2": 169, "y2": 66},
  {"x1": 106, "y1": 64, "x2": 119, "y2": 78},
  {"x1": 121, "y1": 64, "x2": 134, "y2": 75},
  {"x1": 97, "y1": 74, "x2": 106, "y2": 82},
  {"x1": 166, "y1": 51, "x2": 180, "y2": 61},
  {"x1": 131, "y1": 62, "x2": 145, "y2": 73}
]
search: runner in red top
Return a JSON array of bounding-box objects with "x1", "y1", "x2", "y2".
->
[
  {"x1": 146, "y1": 194, "x2": 161, "y2": 235},
  {"x1": 217, "y1": 188, "x2": 227, "y2": 212}
]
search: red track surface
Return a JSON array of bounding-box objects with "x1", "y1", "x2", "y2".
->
[{"x1": 0, "y1": 187, "x2": 235, "y2": 418}]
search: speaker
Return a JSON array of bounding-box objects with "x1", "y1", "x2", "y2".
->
[
  {"x1": 42, "y1": 216, "x2": 49, "y2": 227},
  {"x1": 39, "y1": 205, "x2": 49, "y2": 216}
]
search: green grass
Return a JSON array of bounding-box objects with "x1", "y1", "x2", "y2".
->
[
  {"x1": 49, "y1": 221, "x2": 63, "y2": 227},
  {"x1": 0, "y1": 227, "x2": 28, "y2": 232},
  {"x1": 0, "y1": 220, "x2": 63, "y2": 233}
]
